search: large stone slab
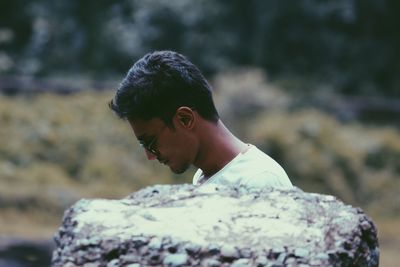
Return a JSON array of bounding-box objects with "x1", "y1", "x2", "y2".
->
[{"x1": 52, "y1": 184, "x2": 379, "y2": 266}]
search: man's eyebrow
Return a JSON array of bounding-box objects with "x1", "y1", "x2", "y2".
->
[
  {"x1": 137, "y1": 134, "x2": 151, "y2": 142},
  {"x1": 137, "y1": 134, "x2": 146, "y2": 141}
]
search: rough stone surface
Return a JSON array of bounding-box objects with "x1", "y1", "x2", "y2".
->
[{"x1": 52, "y1": 184, "x2": 379, "y2": 266}]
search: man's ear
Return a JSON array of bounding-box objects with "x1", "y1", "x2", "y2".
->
[{"x1": 175, "y1": 107, "x2": 196, "y2": 129}]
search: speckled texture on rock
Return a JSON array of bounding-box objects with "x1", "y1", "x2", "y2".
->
[{"x1": 52, "y1": 184, "x2": 379, "y2": 267}]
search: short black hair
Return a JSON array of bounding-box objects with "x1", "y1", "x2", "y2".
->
[{"x1": 109, "y1": 50, "x2": 219, "y2": 124}]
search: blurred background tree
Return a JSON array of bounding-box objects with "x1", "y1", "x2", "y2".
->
[{"x1": 1, "y1": 0, "x2": 399, "y2": 96}]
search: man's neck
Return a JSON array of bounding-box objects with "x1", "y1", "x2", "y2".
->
[{"x1": 194, "y1": 120, "x2": 248, "y2": 178}]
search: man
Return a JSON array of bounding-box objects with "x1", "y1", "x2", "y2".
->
[{"x1": 109, "y1": 50, "x2": 292, "y2": 189}]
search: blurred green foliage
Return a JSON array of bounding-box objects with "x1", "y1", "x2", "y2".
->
[
  {"x1": 1, "y1": 70, "x2": 399, "y2": 229},
  {"x1": 0, "y1": 91, "x2": 183, "y2": 227},
  {"x1": 1, "y1": 70, "x2": 399, "y2": 264},
  {"x1": 1, "y1": 0, "x2": 400, "y2": 96}
]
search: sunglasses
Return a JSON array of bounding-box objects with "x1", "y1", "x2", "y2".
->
[{"x1": 138, "y1": 125, "x2": 167, "y2": 155}]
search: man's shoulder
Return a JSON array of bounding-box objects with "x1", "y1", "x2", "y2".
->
[
  {"x1": 239, "y1": 145, "x2": 280, "y2": 170},
  {"x1": 238, "y1": 144, "x2": 292, "y2": 188},
  {"x1": 192, "y1": 144, "x2": 292, "y2": 188}
]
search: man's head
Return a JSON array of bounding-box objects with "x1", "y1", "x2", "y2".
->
[
  {"x1": 109, "y1": 50, "x2": 219, "y2": 124},
  {"x1": 109, "y1": 51, "x2": 220, "y2": 173}
]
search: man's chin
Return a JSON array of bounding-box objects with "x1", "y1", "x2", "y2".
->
[{"x1": 170, "y1": 164, "x2": 189, "y2": 174}]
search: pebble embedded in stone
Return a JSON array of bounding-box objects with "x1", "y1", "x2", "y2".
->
[
  {"x1": 221, "y1": 245, "x2": 239, "y2": 259},
  {"x1": 284, "y1": 257, "x2": 296, "y2": 264},
  {"x1": 294, "y1": 248, "x2": 309, "y2": 258},
  {"x1": 207, "y1": 244, "x2": 220, "y2": 255},
  {"x1": 315, "y1": 252, "x2": 330, "y2": 260},
  {"x1": 360, "y1": 221, "x2": 371, "y2": 231},
  {"x1": 184, "y1": 243, "x2": 201, "y2": 255},
  {"x1": 276, "y1": 253, "x2": 287, "y2": 263},
  {"x1": 120, "y1": 254, "x2": 139, "y2": 263},
  {"x1": 148, "y1": 237, "x2": 162, "y2": 250},
  {"x1": 239, "y1": 247, "x2": 252, "y2": 258},
  {"x1": 231, "y1": 258, "x2": 251, "y2": 267},
  {"x1": 163, "y1": 253, "x2": 188, "y2": 266},
  {"x1": 106, "y1": 259, "x2": 119, "y2": 267},
  {"x1": 200, "y1": 258, "x2": 221, "y2": 267},
  {"x1": 255, "y1": 255, "x2": 268, "y2": 265}
]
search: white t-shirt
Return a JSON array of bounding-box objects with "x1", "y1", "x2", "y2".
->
[{"x1": 192, "y1": 144, "x2": 292, "y2": 189}]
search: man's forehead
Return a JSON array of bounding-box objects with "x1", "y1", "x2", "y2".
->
[{"x1": 128, "y1": 118, "x2": 164, "y2": 139}]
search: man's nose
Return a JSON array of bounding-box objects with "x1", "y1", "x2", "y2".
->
[{"x1": 145, "y1": 149, "x2": 157, "y2": 160}]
